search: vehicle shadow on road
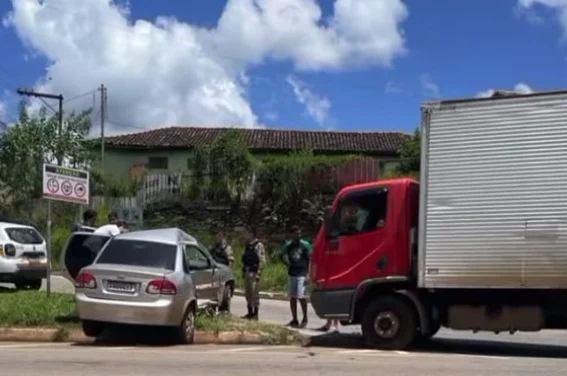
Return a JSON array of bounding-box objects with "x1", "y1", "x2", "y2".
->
[
  {"x1": 306, "y1": 333, "x2": 567, "y2": 359},
  {"x1": 72, "y1": 325, "x2": 183, "y2": 347}
]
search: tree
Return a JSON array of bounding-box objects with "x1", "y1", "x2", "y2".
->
[
  {"x1": 0, "y1": 100, "x2": 93, "y2": 203},
  {"x1": 208, "y1": 129, "x2": 255, "y2": 203},
  {"x1": 390, "y1": 128, "x2": 420, "y2": 179}
]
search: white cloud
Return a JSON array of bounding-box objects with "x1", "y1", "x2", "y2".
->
[
  {"x1": 286, "y1": 75, "x2": 331, "y2": 126},
  {"x1": 3, "y1": 0, "x2": 409, "y2": 133},
  {"x1": 518, "y1": 0, "x2": 567, "y2": 37},
  {"x1": 476, "y1": 82, "x2": 534, "y2": 98},
  {"x1": 420, "y1": 74, "x2": 440, "y2": 98},
  {"x1": 384, "y1": 80, "x2": 402, "y2": 93}
]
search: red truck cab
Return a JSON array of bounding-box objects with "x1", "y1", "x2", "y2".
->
[
  {"x1": 311, "y1": 178, "x2": 419, "y2": 317},
  {"x1": 310, "y1": 177, "x2": 426, "y2": 349}
]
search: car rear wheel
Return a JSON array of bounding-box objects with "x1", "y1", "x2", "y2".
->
[
  {"x1": 361, "y1": 295, "x2": 417, "y2": 351},
  {"x1": 176, "y1": 306, "x2": 195, "y2": 344},
  {"x1": 219, "y1": 284, "x2": 232, "y2": 314},
  {"x1": 82, "y1": 320, "x2": 105, "y2": 338}
]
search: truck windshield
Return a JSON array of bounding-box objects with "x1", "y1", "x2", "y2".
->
[
  {"x1": 96, "y1": 239, "x2": 177, "y2": 271},
  {"x1": 5, "y1": 227, "x2": 44, "y2": 245}
]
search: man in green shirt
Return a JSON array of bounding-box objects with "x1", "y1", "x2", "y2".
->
[{"x1": 280, "y1": 225, "x2": 312, "y2": 328}]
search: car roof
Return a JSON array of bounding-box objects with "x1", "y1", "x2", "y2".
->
[
  {"x1": 0, "y1": 222, "x2": 36, "y2": 230},
  {"x1": 113, "y1": 227, "x2": 198, "y2": 246}
]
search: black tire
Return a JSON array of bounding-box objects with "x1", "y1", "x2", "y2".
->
[
  {"x1": 14, "y1": 279, "x2": 42, "y2": 290},
  {"x1": 82, "y1": 320, "x2": 104, "y2": 338},
  {"x1": 219, "y1": 284, "x2": 232, "y2": 314},
  {"x1": 361, "y1": 295, "x2": 417, "y2": 350},
  {"x1": 27, "y1": 279, "x2": 42, "y2": 291},
  {"x1": 176, "y1": 306, "x2": 196, "y2": 344}
]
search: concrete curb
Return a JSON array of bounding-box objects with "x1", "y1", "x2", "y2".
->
[
  {"x1": 0, "y1": 327, "x2": 290, "y2": 345},
  {"x1": 233, "y1": 289, "x2": 310, "y2": 302}
]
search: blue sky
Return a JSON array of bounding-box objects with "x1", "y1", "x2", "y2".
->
[{"x1": 0, "y1": 0, "x2": 566, "y2": 135}]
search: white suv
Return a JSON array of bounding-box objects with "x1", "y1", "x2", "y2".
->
[{"x1": 0, "y1": 222, "x2": 48, "y2": 290}]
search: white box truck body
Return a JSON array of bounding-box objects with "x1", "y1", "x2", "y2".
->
[{"x1": 419, "y1": 90, "x2": 567, "y2": 289}]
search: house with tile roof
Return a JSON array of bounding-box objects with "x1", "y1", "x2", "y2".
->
[{"x1": 99, "y1": 126, "x2": 409, "y2": 183}]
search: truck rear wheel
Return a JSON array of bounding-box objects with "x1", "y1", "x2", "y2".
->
[{"x1": 361, "y1": 295, "x2": 417, "y2": 350}]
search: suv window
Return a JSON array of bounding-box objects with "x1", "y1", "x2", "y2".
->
[
  {"x1": 334, "y1": 189, "x2": 388, "y2": 236},
  {"x1": 96, "y1": 239, "x2": 177, "y2": 271},
  {"x1": 184, "y1": 244, "x2": 211, "y2": 270},
  {"x1": 5, "y1": 227, "x2": 43, "y2": 244}
]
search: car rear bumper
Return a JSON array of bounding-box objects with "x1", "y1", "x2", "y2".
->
[
  {"x1": 76, "y1": 293, "x2": 186, "y2": 327},
  {"x1": 0, "y1": 266, "x2": 48, "y2": 282}
]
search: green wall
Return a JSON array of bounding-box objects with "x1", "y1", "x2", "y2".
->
[{"x1": 102, "y1": 148, "x2": 193, "y2": 177}]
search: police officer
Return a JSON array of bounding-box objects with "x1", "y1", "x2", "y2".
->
[
  {"x1": 241, "y1": 227, "x2": 266, "y2": 320},
  {"x1": 210, "y1": 231, "x2": 234, "y2": 267}
]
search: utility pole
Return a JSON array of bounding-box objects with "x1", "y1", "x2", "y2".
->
[
  {"x1": 16, "y1": 88, "x2": 64, "y2": 166},
  {"x1": 16, "y1": 88, "x2": 64, "y2": 299},
  {"x1": 98, "y1": 84, "x2": 106, "y2": 173}
]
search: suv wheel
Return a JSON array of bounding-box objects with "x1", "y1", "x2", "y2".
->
[
  {"x1": 219, "y1": 284, "x2": 232, "y2": 314},
  {"x1": 361, "y1": 295, "x2": 417, "y2": 350},
  {"x1": 27, "y1": 279, "x2": 42, "y2": 290},
  {"x1": 82, "y1": 320, "x2": 104, "y2": 338},
  {"x1": 14, "y1": 279, "x2": 42, "y2": 291}
]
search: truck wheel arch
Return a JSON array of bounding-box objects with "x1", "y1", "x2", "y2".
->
[{"x1": 350, "y1": 278, "x2": 429, "y2": 335}]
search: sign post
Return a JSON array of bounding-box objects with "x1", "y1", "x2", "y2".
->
[{"x1": 42, "y1": 164, "x2": 90, "y2": 297}]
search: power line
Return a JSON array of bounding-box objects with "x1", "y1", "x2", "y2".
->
[{"x1": 64, "y1": 89, "x2": 97, "y2": 104}]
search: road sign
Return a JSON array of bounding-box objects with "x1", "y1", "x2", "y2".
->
[{"x1": 42, "y1": 164, "x2": 90, "y2": 205}]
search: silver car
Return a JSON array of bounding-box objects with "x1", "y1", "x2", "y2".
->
[{"x1": 60, "y1": 228, "x2": 235, "y2": 343}]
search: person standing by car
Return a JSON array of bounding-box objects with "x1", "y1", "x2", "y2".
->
[
  {"x1": 210, "y1": 231, "x2": 234, "y2": 267},
  {"x1": 241, "y1": 227, "x2": 266, "y2": 320},
  {"x1": 280, "y1": 225, "x2": 312, "y2": 328},
  {"x1": 71, "y1": 209, "x2": 98, "y2": 233},
  {"x1": 94, "y1": 212, "x2": 122, "y2": 236}
]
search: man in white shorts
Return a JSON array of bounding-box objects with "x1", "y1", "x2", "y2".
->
[{"x1": 280, "y1": 225, "x2": 312, "y2": 328}]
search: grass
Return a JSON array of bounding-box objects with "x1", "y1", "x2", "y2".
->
[
  {"x1": 0, "y1": 291, "x2": 76, "y2": 327},
  {"x1": 0, "y1": 291, "x2": 301, "y2": 344}
]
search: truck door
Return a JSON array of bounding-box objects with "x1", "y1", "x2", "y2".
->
[{"x1": 322, "y1": 186, "x2": 399, "y2": 289}]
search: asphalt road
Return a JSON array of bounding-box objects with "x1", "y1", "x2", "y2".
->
[{"x1": 2, "y1": 342, "x2": 567, "y2": 376}]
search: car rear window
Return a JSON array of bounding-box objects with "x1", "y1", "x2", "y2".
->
[
  {"x1": 96, "y1": 239, "x2": 177, "y2": 271},
  {"x1": 5, "y1": 227, "x2": 43, "y2": 245}
]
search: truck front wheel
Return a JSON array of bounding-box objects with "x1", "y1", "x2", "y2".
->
[{"x1": 361, "y1": 295, "x2": 417, "y2": 350}]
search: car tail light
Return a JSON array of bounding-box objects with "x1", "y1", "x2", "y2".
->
[
  {"x1": 75, "y1": 272, "x2": 97, "y2": 289},
  {"x1": 4, "y1": 244, "x2": 15, "y2": 257},
  {"x1": 146, "y1": 278, "x2": 177, "y2": 295}
]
